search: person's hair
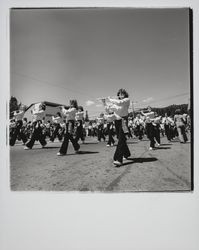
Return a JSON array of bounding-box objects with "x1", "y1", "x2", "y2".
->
[
  {"x1": 147, "y1": 106, "x2": 152, "y2": 112},
  {"x1": 56, "y1": 112, "x2": 61, "y2": 117},
  {"x1": 70, "y1": 99, "x2": 78, "y2": 109},
  {"x1": 117, "y1": 88, "x2": 129, "y2": 98},
  {"x1": 175, "y1": 109, "x2": 181, "y2": 115},
  {"x1": 78, "y1": 106, "x2": 84, "y2": 111}
]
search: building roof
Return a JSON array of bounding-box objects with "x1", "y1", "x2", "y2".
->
[{"x1": 25, "y1": 101, "x2": 69, "y2": 111}]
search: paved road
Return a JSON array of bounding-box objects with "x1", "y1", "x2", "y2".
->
[{"x1": 10, "y1": 135, "x2": 192, "y2": 192}]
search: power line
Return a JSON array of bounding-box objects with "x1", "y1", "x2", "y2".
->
[{"x1": 12, "y1": 71, "x2": 97, "y2": 99}]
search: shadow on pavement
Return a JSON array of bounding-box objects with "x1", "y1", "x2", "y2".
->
[
  {"x1": 160, "y1": 143, "x2": 172, "y2": 146},
  {"x1": 77, "y1": 151, "x2": 99, "y2": 154},
  {"x1": 127, "y1": 141, "x2": 139, "y2": 144},
  {"x1": 66, "y1": 151, "x2": 99, "y2": 156},
  {"x1": 43, "y1": 146, "x2": 61, "y2": 149},
  {"x1": 129, "y1": 157, "x2": 158, "y2": 163},
  {"x1": 154, "y1": 147, "x2": 171, "y2": 150},
  {"x1": 82, "y1": 142, "x2": 99, "y2": 145},
  {"x1": 115, "y1": 157, "x2": 158, "y2": 167}
]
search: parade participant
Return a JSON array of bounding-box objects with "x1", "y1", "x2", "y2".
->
[
  {"x1": 104, "y1": 111, "x2": 116, "y2": 147},
  {"x1": 50, "y1": 112, "x2": 63, "y2": 142},
  {"x1": 104, "y1": 88, "x2": 131, "y2": 166},
  {"x1": 57, "y1": 100, "x2": 80, "y2": 156},
  {"x1": 88, "y1": 122, "x2": 93, "y2": 137},
  {"x1": 10, "y1": 105, "x2": 27, "y2": 146},
  {"x1": 174, "y1": 109, "x2": 188, "y2": 143},
  {"x1": 9, "y1": 119, "x2": 16, "y2": 142},
  {"x1": 96, "y1": 113, "x2": 106, "y2": 142},
  {"x1": 134, "y1": 114, "x2": 144, "y2": 140},
  {"x1": 20, "y1": 117, "x2": 29, "y2": 145},
  {"x1": 60, "y1": 119, "x2": 67, "y2": 139},
  {"x1": 140, "y1": 106, "x2": 156, "y2": 150},
  {"x1": 75, "y1": 106, "x2": 85, "y2": 144},
  {"x1": 24, "y1": 103, "x2": 47, "y2": 149},
  {"x1": 44, "y1": 120, "x2": 51, "y2": 140},
  {"x1": 153, "y1": 112, "x2": 162, "y2": 146},
  {"x1": 162, "y1": 113, "x2": 173, "y2": 142}
]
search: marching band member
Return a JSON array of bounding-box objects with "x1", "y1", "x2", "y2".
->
[
  {"x1": 104, "y1": 111, "x2": 116, "y2": 147},
  {"x1": 96, "y1": 113, "x2": 106, "y2": 142},
  {"x1": 75, "y1": 106, "x2": 85, "y2": 144},
  {"x1": 152, "y1": 112, "x2": 162, "y2": 146},
  {"x1": 10, "y1": 105, "x2": 27, "y2": 146},
  {"x1": 50, "y1": 112, "x2": 63, "y2": 142},
  {"x1": 162, "y1": 113, "x2": 173, "y2": 142},
  {"x1": 24, "y1": 103, "x2": 47, "y2": 149},
  {"x1": 103, "y1": 88, "x2": 131, "y2": 167},
  {"x1": 57, "y1": 100, "x2": 80, "y2": 156},
  {"x1": 134, "y1": 114, "x2": 144, "y2": 140},
  {"x1": 140, "y1": 106, "x2": 156, "y2": 150},
  {"x1": 174, "y1": 109, "x2": 188, "y2": 143}
]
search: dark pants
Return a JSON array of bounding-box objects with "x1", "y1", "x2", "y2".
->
[
  {"x1": 135, "y1": 125, "x2": 143, "y2": 140},
  {"x1": 113, "y1": 119, "x2": 131, "y2": 162},
  {"x1": 26, "y1": 121, "x2": 47, "y2": 149},
  {"x1": 177, "y1": 125, "x2": 188, "y2": 143},
  {"x1": 97, "y1": 124, "x2": 105, "y2": 141},
  {"x1": 107, "y1": 123, "x2": 115, "y2": 145},
  {"x1": 50, "y1": 124, "x2": 62, "y2": 142},
  {"x1": 75, "y1": 121, "x2": 85, "y2": 142},
  {"x1": 59, "y1": 121, "x2": 80, "y2": 154},
  {"x1": 10, "y1": 120, "x2": 27, "y2": 146},
  {"x1": 164, "y1": 124, "x2": 171, "y2": 141},
  {"x1": 146, "y1": 123, "x2": 155, "y2": 148},
  {"x1": 153, "y1": 124, "x2": 160, "y2": 144}
]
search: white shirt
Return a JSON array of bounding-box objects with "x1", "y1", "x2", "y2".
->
[
  {"x1": 32, "y1": 109, "x2": 45, "y2": 122},
  {"x1": 107, "y1": 97, "x2": 130, "y2": 119},
  {"x1": 75, "y1": 111, "x2": 84, "y2": 121},
  {"x1": 96, "y1": 117, "x2": 105, "y2": 125},
  {"x1": 52, "y1": 116, "x2": 62, "y2": 124},
  {"x1": 153, "y1": 116, "x2": 161, "y2": 124},
  {"x1": 162, "y1": 116, "x2": 174, "y2": 125},
  {"x1": 61, "y1": 107, "x2": 77, "y2": 121},
  {"x1": 104, "y1": 113, "x2": 117, "y2": 123}
]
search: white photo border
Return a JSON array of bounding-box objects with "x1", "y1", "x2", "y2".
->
[{"x1": 0, "y1": 1, "x2": 198, "y2": 250}]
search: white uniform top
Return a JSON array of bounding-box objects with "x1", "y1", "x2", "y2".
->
[
  {"x1": 32, "y1": 110, "x2": 45, "y2": 122},
  {"x1": 96, "y1": 117, "x2": 105, "y2": 125},
  {"x1": 107, "y1": 97, "x2": 130, "y2": 118},
  {"x1": 162, "y1": 116, "x2": 174, "y2": 125},
  {"x1": 141, "y1": 111, "x2": 155, "y2": 123},
  {"x1": 153, "y1": 116, "x2": 161, "y2": 124},
  {"x1": 13, "y1": 110, "x2": 25, "y2": 121},
  {"x1": 52, "y1": 116, "x2": 62, "y2": 124},
  {"x1": 134, "y1": 117, "x2": 144, "y2": 126},
  {"x1": 61, "y1": 107, "x2": 77, "y2": 121},
  {"x1": 75, "y1": 111, "x2": 84, "y2": 121},
  {"x1": 104, "y1": 113, "x2": 117, "y2": 123}
]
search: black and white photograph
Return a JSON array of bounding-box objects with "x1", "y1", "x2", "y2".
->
[
  {"x1": 1, "y1": 1, "x2": 199, "y2": 250},
  {"x1": 9, "y1": 7, "x2": 192, "y2": 192}
]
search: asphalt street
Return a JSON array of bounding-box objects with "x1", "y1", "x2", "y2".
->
[{"x1": 10, "y1": 135, "x2": 192, "y2": 192}]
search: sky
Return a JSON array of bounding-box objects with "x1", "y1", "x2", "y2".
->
[{"x1": 10, "y1": 8, "x2": 191, "y2": 118}]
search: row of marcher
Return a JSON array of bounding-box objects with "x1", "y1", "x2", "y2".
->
[{"x1": 9, "y1": 89, "x2": 190, "y2": 166}]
